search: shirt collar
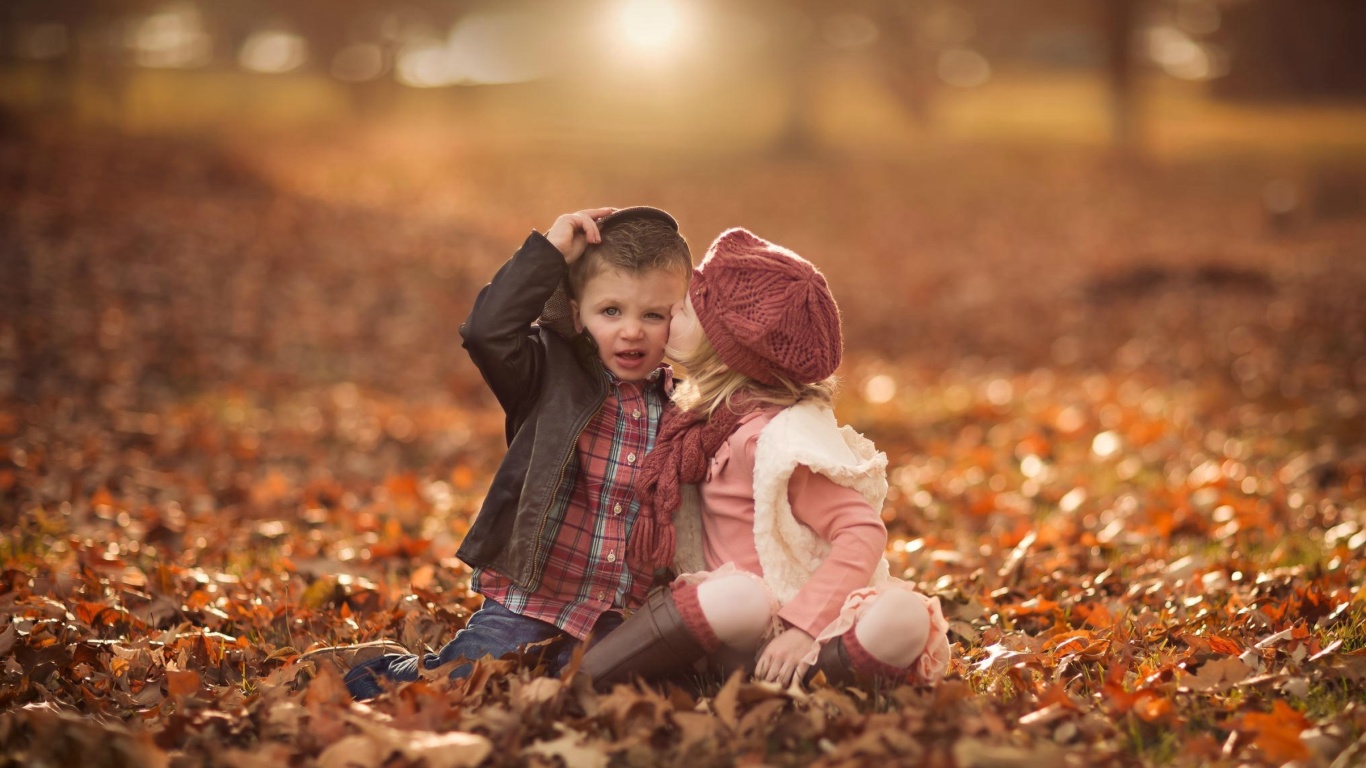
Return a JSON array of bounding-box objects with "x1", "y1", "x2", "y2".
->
[{"x1": 601, "y1": 364, "x2": 673, "y2": 394}]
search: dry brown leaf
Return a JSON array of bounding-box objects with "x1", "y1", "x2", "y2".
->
[
  {"x1": 166, "y1": 669, "x2": 200, "y2": 699},
  {"x1": 1181, "y1": 656, "x2": 1254, "y2": 692},
  {"x1": 952, "y1": 737, "x2": 1064, "y2": 768},
  {"x1": 0, "y1": 623, "x2": 16, "y2": 657},
  {"x1": 316, "y1": 735, "x2": 384, "y2": 768},
  {"x1": 525, "y1": 727, "x2": 611, "y2": 768},
  {"x1": 671, "y1": 711, "x2": 720, "y2": 752},
  {"x1": 343, "y1": 713, "x2": 494, "y2": 768},
  {"x1": 513, "y1": 676, "x2": 564, "y2": 709},
  {"x1": 711, "y1": 670, "x2": 743, "y2": 731}
]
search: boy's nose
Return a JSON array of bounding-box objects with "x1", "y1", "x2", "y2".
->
[{"x1": 622, "y1": 319, "x2": 644, "y2": 338}]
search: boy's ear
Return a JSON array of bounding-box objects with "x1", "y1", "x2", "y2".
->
[{"x1": 570, "y1": 300, "x2": 584, "y2": 334}]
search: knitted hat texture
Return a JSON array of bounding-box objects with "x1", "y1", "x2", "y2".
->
[{"x1": 690, "y1": 228, "x2": 842, "y2": 386}]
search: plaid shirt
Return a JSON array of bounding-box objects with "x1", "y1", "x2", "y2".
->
[{"x1": 473, "y1": 366, "x2": 670, "y2": 640}]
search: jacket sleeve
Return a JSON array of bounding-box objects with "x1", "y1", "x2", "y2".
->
[
  {"x1": 459, "y1": 231, "x2": 569, "y2": 422},
  {"x1": 776, "y1": 466, "x2": 889, "y2": 637}
]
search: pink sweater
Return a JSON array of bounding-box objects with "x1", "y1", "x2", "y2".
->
[{"x1": 698, "y1": 407, "x2": 889, "y2": 636}]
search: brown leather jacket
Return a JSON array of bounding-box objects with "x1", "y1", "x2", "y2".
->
[{"x1": 455, "y1": 231, "x2": 609, "y2": 590}]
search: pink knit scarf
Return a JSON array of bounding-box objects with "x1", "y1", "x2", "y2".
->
[{"x1": 628, "y1": 394, "x2": 755, "y2": 576}]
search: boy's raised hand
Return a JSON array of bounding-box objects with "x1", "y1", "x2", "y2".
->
[{"x1": 545, "y1": 207, "x2": 617, "y2": 263}]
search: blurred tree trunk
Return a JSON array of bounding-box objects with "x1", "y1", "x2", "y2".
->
[
  {"x1": 877, "y1": 0, "x2": 935, "y2": 131},
  {"x1": 775, "y1": 50, "x2": 820, "y2": 156},
  {"x1": 1105, "y1": 0, "x2": 1141, "y2": 152},
  {"x1": 1212, "y1": 0, "x2": 1366, "y2": 101}
]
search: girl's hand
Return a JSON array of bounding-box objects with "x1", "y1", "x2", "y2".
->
[
  {"x1": 545, "y1": 207, "x2": 616, "y2": 263},
  {"x1": 754, "y1": 626, "x2": 817, "y2": 687}
]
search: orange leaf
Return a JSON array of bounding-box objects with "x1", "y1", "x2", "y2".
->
[
  {"x1": 1133, "y1": 693, "x2": 1173, "y2": 723},
  {"x1": 1237, "y1": 701, "x2": 1311, "y2": 763},
  {"x1": 1074, "y1": 602, "x2": 1114, "y2": 629},
  {"x1": 1208, "y1": 635, "x2": 1242, "y2": 655},
  {"x1": 166, "y1": 670, "x2": 200, "y2": 699}
]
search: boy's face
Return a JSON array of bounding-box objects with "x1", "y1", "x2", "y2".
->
[{"x1": 572, "y1": 267, "x2": 687, "y2": 382}]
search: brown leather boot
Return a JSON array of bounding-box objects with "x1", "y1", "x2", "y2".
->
[
  {"x1": 580, "y1": 588, "x2": 708, "y2": 690},
  {"x1": 803, "y1": 632, "x2": 910, "y2": 689},
  {"x1": 803, "y1": 635, "x2": 858, "y2": 687}
]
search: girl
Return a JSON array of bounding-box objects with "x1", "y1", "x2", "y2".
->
[{"x1": 580, "y1": 228, "x2": 950, "y2": 689}]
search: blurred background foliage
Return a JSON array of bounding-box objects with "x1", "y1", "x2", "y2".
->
[
  {"x1": 1, "y1": 0, "x2": 1364, "y2": 154},
  {"x1": 1, "y1": 0, "x2": 1363, "y2": 441},
  {"x1": 1, "y1": 12, "x2": 1364, "y2": 763}
]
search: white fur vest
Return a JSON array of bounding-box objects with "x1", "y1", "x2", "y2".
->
[{"x1": 671, "y1": 401, "x2": 891, "y2": 604}]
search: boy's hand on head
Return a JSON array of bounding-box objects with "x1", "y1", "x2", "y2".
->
[{"x1": 545, "y1": 207, "x2": 616, "y2": 263}]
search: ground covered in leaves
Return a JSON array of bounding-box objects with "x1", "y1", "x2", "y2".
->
[{"x1": 2, "y1": 121, "x2": 1365, "y2": 767}]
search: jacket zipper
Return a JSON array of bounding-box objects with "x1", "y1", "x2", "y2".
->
[{"x1": 525, "y1": 371, "x2": 607, "y2": 587}]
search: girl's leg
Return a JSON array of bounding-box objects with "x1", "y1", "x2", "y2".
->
[
  {"x1": 580, "y1": 570, "x2": 775, "y2": 689},
  {"x1": 806, "y1": 589, "x2": 942, "y2": 687},
  {"x1": 850, "y1": 588, "x2": 930, "y2": 669},
  {"x1": 692, "y1": 572, "x2": 773, "y2": 649}
]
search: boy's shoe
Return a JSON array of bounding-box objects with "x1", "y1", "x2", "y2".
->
[{"x1": 298, "y1": 640, "x2": 410, "y2": 673}]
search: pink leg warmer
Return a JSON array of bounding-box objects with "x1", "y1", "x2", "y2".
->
[{"x1": 669, "y1": 582, "x2": 721, "y2": 653}]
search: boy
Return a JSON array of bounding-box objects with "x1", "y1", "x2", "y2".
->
[{"x1": 345, "y1": 206, "x2": 692, "y2": 699}]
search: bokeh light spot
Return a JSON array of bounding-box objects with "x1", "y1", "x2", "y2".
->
[
  {"x1": 130, "y1": 3, "x2": 213, "y2": 69},
  {"x1": 239, "y1": 30, "x2": 308, "y2": 74},
  {"x1": 1092, "y1": 430, "x2": 1121, "y2": 459},
  {"x1": 938, "y1": 49, "x2": 991, "y2": 88},
  {"x1": 862, "y1": 374, "x2": 897, "y2": 404}
]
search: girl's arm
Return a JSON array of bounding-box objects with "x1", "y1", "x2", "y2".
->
[{"x1": 776, "y1": 466, "x2": 889, "y2": 637}]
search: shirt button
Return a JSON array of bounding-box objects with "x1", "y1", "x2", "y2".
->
[
  {"x1": 613, "y1": 503, "x2": 622, "y2": 515},
  {"x1": 632, "y1": 409, "x2": 641, "y2": 419},
  {"x1": 607, "y1": 551, "x2": 617, "y2": 563},
  {"x1": 597, "y1": 592, "x2": 606, "y2": 601},
  {"x1": 627, "y1": 452, "x2": 636, "y2": 464}
]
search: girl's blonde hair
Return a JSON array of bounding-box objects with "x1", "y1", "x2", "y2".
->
[{"x1": 672, "y1": 336, "x2": 837, "y2": 417}]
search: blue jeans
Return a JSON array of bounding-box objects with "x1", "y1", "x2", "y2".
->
[{"x1": 344, "y1": 598, "x2": 623, "y2": 699}]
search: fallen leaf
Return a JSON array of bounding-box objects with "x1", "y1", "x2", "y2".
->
[
  {"x1": 1182, "y1": 656, "x2": 1254, "y2": 692},
  {"x1": 1232, "y1": 700, "x2": 1312, "y2": 763},
  {"x1": 165, "y1": 669, "x2": 200, "y2": 699},
  {"x1": 525, "y1": 728, "x2": 610, "y2": 768}
]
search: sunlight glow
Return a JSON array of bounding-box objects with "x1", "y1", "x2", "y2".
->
[
  {"x1": 396, "y1": 39, "x2": 450, "y2": 88},
  {"x1": 616, "y1": 0, "x2": 686, "y2": 53},
  {"x1": 239, "y1": 30, "x2": 308, "y2": 74}
]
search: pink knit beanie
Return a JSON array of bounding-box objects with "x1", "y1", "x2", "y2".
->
[{"x1": 690, "y1": 228, "x2": 842, "y2": 386}]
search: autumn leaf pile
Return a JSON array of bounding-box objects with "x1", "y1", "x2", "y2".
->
[{"x1": 2, "y1": 123, "x2": 1365, "y2": 767}]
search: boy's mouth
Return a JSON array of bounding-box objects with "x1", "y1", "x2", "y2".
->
[{"x1": 615, "y1": 350, "x2": 646, "y2": 365}]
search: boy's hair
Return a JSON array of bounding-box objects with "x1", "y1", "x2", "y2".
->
[
  {"x1": 672, "y1": 335, "x2": 836, "y2": 417},
  {"x1": 568, "y1": 218, "x2": 692, "y2": 298}
]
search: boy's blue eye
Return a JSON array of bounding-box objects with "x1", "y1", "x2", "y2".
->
[
  {"x1": 646, "y1": 312, "x2": 665, "y2": 320},
  {"x1": 603, "y1": 307, "x2": 620, "y2": 317}
]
